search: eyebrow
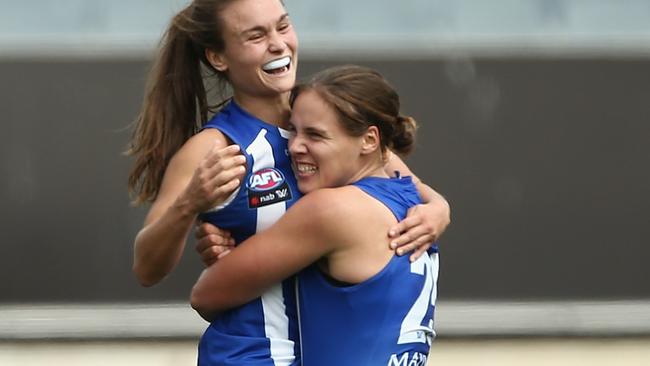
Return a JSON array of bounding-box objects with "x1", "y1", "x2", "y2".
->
[
  {"x1": 304, "y1": 126, "x2": 328, "y2": 136},
  {"x1": 241, "y1": 13, "x2": 290, "y2": 35}
]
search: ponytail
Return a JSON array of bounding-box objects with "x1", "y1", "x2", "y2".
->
[{"x1": 127, "y1": 1, "x2": 233, "y2": 204}]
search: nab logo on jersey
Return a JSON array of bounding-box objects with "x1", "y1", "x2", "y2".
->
[
  {"x1": 247, "y1": 168, "x2": 284, "y2": 192},
  {"x1": 247, "y1": 168, "x2": 293, "y2": 208}
]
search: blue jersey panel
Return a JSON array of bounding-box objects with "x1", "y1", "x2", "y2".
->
[
  {"x1": 197, "y1": 101, "x2": 302, "y2": 366},
  {"x1": 298, "y1": 176, "x2": 439, "y2": 366}
]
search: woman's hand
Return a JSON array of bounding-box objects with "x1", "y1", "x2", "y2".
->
[
  {"x1": 177, "y1": 144, "x2": 247, "y2": 215},
  {"x1": 388, "y1": 199, "x2": 450, "y2": 262},
  {"x1": 195, "y1": 222, "x2": 235, "y2": 266},
  {"x1": 381, "y1": 150, "x2": 450, "y2": 262}
]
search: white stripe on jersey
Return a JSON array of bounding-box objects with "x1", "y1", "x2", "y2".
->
[
  {"x1": 261, "y1": 284, "x2": 295, "y2": 366},
  {"x1": 430, "y1": 252, "x2": 440, "y2": 307},
  {"x1": 246, "y1": 129, "x2": 294, "y2": 366},
  {"x1": 247, "y1": 129, "x2": 274, "y2": 173},
  {"x1": 428, "y1": 252, "x2": 440, "y2": 344}
]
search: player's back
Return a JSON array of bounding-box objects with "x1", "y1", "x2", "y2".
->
[{"x1": 297, "y1": 176, "x2": 439, "y2": 366}]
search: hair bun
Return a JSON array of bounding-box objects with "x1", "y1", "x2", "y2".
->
[{"x1": 390, "y1": 115, "x2": 417, "y2": 156}]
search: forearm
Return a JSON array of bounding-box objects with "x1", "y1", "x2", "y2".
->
[
  {"x1": 133, "y1": 199, "x2": 197, "y2": 287},
  {"x1": 191, "y1": 237, "x2": 301, "y2": 315},
  {"x1": 384, "y1": 150, "x2": 450, "y2": 258},
  {"x1": 415, "y1": 181, "x2": 448, "y2": 209},
  {"x1": 191, "y1": 192, "x2": 338, "y2": 317},
  {"x1": 190, "y1": 243, "x2": 291, "y2": 319},
  {"x1": 384, "y1": 150, "x2": 448, "y2": 208},
  {"x1": 132, "y1": 130, "x2": 243, "y2": 286}
]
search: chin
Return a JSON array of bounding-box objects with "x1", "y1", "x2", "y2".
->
[
  {"x1": 262, "y1": 82, "x2": 293, "y2": 96},
  {"x1": 277, "y1": 78, "x2": 296, "y2": 93},
  {"x1": 297, "y1": 181, "x2": 317, "y2": 195}
]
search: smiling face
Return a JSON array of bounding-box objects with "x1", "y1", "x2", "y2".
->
[
  {"x1": 288, "y1": 89, "x2": 380, "y2": 194},
  {"x1": 207, "y1": 0, "x2": 298, "y2": 99}
]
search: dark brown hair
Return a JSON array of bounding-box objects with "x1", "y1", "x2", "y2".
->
[
  {"x1": 126, "y1": 0, "x2": 238, "y2": 204},
  {"x1": 290, "y1": 65, "x2": 417, "y2": 156}
]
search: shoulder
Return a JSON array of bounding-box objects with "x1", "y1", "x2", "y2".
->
[
  {"x1": 178, "y1": 128, "x2": 228, "y2": 159},
  {"x1": 154, "y1": 129, "x2": 230, "y2": 202},
  {"x1": 167, "y1": 129, "x2": 228, "y2": 174},
  {"x1": 144, "y1": 129, "x2": 231, "y2": 221},
  {"x1": 260, "y1": 187, "x2": 364, "y2": 255},
  {"x1": 286, "y1": 187, "x2": 370, "y2": 235},
  {"x1": 299, "y1": 186, "x2": 361, "y2": 212}
]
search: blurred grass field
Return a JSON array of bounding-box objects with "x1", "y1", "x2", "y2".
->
[{"x1": 2, "y1": 338, "x2": 650, "y2": 366}]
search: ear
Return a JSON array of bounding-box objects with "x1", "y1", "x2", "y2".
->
[
  {"x1": 360, "y1": 125, "x2": 381, "y2": 155},
  {"x1": 205, "y1": 49, "x2": 228, "y2": 72}
]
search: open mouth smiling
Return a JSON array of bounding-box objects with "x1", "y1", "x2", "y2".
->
[
  {"x1": 262, "y1": 56, "x2": 291, "y2": 75},
  {"x1": 294, "y1": 162, "x2": 317, "y2": 175}
]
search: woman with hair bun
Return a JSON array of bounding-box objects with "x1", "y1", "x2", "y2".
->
[{"x1": 192, "y1": 65, "x2": 439, "y2": 365}]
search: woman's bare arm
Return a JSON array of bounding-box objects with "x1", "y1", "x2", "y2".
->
[
  {"x1": 190, "y1": 189, "x2": 352, "y2": 320},
  {"x1": 384, "y1": 151, "x2": 451, "y2": 260},
  {"x1": 133, "y1": 130, "x2": 245, "y2": 286}
]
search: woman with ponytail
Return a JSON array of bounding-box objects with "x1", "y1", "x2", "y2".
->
[
  {"x1": 128, "y1": 0, "x2": 448, "y2": 364},
  {"x1": 192, "y1": 65, "x2": 440, "y2": 365}
]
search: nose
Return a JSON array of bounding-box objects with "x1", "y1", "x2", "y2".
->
[
  {"x1": 288, "y1": 133, "x2": 306, "y2": 155},
  {"x1": 268, "y1": 30, "x2": 287, "y2": 53}
]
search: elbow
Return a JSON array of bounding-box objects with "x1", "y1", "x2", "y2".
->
[
  {"x1": 132, "y1": 262, "x2": 162, "y2": 287},
  {"x1": 443, "y1": 198, "x2": 451, "y2": 225},
  {"x1": 136, "y1": 276, "x2": 158, "y2": 288},
  {"x1": 190, "y1": 285, "x2": 221, "y2": 321},
  {"x1": 132, "y1": 230, "x2": 169, "y2": 287},
  {"x1": 190, "y1": 286, "x2": 205, "y2": 312}
]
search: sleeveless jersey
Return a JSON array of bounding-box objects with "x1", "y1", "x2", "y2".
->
[
  {"x1": 297, "y1": 176, "x2": 439, "y2": 366},
  {"x1": 197, "y1": 101, "x2": 302, "y2": 366}
]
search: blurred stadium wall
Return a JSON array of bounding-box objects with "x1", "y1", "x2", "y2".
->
[{"x1": 1, "y1": 0, "x2": 649, "y2": 341}]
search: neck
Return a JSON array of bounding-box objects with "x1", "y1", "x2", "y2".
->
[
  {"x1": 346, "y1": 156, "x2": 389, "y2": 184},
  {"x1": 233, "y1": 91, "x2": 291, "y2": 128}
]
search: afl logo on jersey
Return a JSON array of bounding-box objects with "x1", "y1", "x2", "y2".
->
[
  {"x1": 247, "y1": 168, "x2": 285, "y2": 192},
  {"x1": 247, "y1": 168, "x2": 293, "y2": 208}
]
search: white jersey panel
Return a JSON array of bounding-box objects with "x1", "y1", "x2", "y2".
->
[{"x1": 247, "y1": 128, "x2": 292, "y2": 366}]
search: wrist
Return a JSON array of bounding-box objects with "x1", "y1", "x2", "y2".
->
[{"x1": 171, "y1": 194, "x2": 200, "y2": 220}]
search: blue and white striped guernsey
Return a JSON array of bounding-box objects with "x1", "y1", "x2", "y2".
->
[
  {"x1": 198, "y1": 101, "x2": 301, "y2": 366},
  {"x1": 297, "y1": 176, "x2": 439, "y2": 366}
]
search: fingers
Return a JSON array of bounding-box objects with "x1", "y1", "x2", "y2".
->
[
  {"x1": 217, "y1": 249, "x2": 232, "y2": 259},
  {"x1": 201, "y1": 250, "x2": 218, "y2": 267},
  {"x1": 388, "y1": 200, "x2": 449, "y2": 262},
  {"x1": 197, "y1": 240, "x2": 235, "y2": 267},
  {"x1": 389, "y1": 204, "x2": 439, "y2": 260},
  {"x1": 200, "y1": 155, "x2": 246, "y2": 188},
  {"x1": 195, "y1": 222, "x2": 231, "y2": 239},
  {"x1": 200, "y1": 143, "x2": 245, "y2": 175},
  {"x1": 393, "y1": 232, "x2": 434, "y2": 254},
  {"x1": 388, "y1": 216, "x2": 422, "y2": 242},
  {"x1": 194, "y1": 145, "x2": 247, "y2": 208},
  {"x1": 219, "y1": 174, "x2": 244, "y2": 193},
  {"x1": 194, "y1": 221, "x2": 235, "y2": 266},
  {"x1": 388, "y1": 217, "x2": 422, "y2": 248},
  {"x1": 195, "y1": 233, "x2": 235, "y2": 253},
  {"x1": 202, "y1": 145, "x2": 246, "y2": 179},
  {"x1": 204, "y1": 144, "x2": 243, "y2": 166},
  {"x1": 409, "y1": 242, "x2": 432, "y2": 262},
  {"x1": 194, "y1": 220, "x2": 221, "y2": 239}
]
